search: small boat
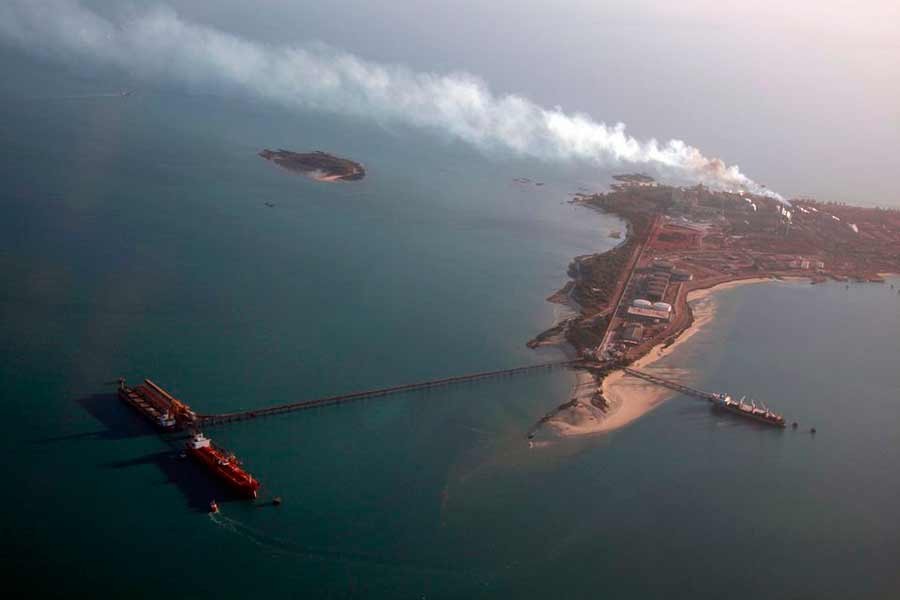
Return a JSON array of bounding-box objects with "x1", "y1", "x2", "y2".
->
[{"x1": 209, "y1": 500, "x2": 219, "y2": 513}]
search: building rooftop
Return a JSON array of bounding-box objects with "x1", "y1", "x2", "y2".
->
[{"x1": 626, "y1": 306, "x2": 671, "y2": 321}]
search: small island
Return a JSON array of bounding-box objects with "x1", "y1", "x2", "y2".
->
[{"x1": 259, "y1": 149, "x2": 365, "y2": 182}]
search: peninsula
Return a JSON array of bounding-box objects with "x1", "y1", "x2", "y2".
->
[
  {"x1": 531, "y1": 176, "x2": 900, "y2": 437},
  {"x1": 259, "y1": 149, "x2": 365, "y2": 182}
]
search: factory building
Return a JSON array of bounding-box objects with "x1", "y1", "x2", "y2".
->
[
  {"x1": 645, "y1": 272, "x2": 670, "y2": 301},
  {"x1": 646, "y1": 286, "x2": 667, "y2": 302},
  {"x1": 621, "y1": 323, "x2": 644, "y2": 344},
  {"x1": 671, "y1": 269, "x2": 693, "y2": 282},
  {"x1": 626, "y1": 306, "x2": 671, "y2": 322},
  {"x1": 652, "y1": 302, "x2": 672, "y2": 313}
]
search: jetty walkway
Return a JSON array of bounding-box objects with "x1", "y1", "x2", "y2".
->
[
  {"x1": 198, "y1": 360, "x2": 576, "y2": 426},
  {"x1": 622, "y1": 367, "x2": 716, "y2": 400}
]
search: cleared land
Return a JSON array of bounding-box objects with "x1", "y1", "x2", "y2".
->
[{"x1": 531, "y1": 177, "x2": 900, "y2": 437}]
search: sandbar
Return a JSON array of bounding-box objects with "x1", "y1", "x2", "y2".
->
[{"x1": 543, "y1": 277, "x2": 776, "y2": 437}]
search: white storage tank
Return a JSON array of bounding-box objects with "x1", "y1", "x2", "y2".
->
[
  {"x1": 652, "y1": 302, "x2": 672, "y2": 312},
  {"x1": 633, "y1": 299, "x2": 653, "y2": 308}
]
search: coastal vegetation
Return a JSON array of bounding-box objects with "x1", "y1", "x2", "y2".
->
[
  {"x1": 258, "y1": 149, "x2": 365, "y2": 182},
  {"x1": 568, "y1": 245, "x2": 633, "y2": 310}
]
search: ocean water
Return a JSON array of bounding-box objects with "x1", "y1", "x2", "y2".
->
[{"x1": 2, "y1": 53, "x2": 899, "y2": 598}]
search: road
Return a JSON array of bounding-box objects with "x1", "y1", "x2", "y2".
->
[{"x1": 596, "y1": 215, "x2": 660, "y2": 358}]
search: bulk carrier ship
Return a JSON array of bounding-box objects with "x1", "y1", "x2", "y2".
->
[
  {"x1": 116, "y1": 378, "x2": 196, "y2": 430},
  {"x1": 116, "y1": 378, "x2": 261, "y2": 499},
  {"x1": 710, "y1": 393, "x2": 786, "y2": 427}
]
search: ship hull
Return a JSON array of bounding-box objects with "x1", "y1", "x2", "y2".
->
[
  {"x1": 187, "y1": 447, "x2": 260, "y2": 499},
  {"x1": 117, "y1": 387, "x2": 177, "y2": 431},
  {"x1": 712, "y1": 403, "x2": 786, "y2": 428}
]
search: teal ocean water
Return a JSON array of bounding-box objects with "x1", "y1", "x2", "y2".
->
[{"x1": 2, "y1": 55, "x2": 899, "y2": 598}]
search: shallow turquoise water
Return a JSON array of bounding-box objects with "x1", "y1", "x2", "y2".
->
[{"x1": 2, "y1": 54, "x2": 899, "y2": 598}]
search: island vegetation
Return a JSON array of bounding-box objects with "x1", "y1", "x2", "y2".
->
[{"x1": 259, "y1": 149, "x2": 365, "y2": 182}]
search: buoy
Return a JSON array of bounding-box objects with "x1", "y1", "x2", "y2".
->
[
  {"x1": 273, "y1": 496, "x2": 282, "y2": 506},
  {"x1": 791, "y1": 422, "x2": 798, "y2": 429},
  {"x1": 209, "y1": 500, "x2": 219, "y2": 513},
  {"x1": 810, "y1": 427, "x2": 817, "y2": 434}
]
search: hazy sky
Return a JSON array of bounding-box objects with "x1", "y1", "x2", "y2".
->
[
  {"x1": 167, "y1": 0, "x2": 899, "y2": 205},
  {"x1": 22, "y1": 1, "x2": 900, "y2": 204}
]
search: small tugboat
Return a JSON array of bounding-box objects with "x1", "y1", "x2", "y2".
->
[{"x1": 186, "y1": 432, "x2": 261, "y2": 499}]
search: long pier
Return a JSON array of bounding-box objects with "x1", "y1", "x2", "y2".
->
[
  {"x1": 197, "y1": 360, "x2": 576, "y2": 426},
  {"x1": 624, "y1": 367, "x2": 790, "y2": 428},
  {"x1": 622, "y1": 367, "x2": 716, "y2": 400}
]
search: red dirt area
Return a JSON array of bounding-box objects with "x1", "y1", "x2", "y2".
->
[{"x1": 650, "y1": 223, "x2": 703, "y2": 250}]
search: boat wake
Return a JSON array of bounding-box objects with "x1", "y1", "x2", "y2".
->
[
  {"x1": 207, "y1": 512, "x2": 277, "y2": 551},
  {"x1": 207, "y1": 512, "x2": 459, "y2": 574}
]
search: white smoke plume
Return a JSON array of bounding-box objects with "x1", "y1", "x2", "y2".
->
[{"x1": 0, "y1": 0, "x2": 781, "y2": 199}]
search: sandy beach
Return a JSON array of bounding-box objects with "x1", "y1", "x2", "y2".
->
[
  {"x1": 309, "y1": 170, "x2": 345, "y2": 182},
  {"x1": 543, "y1": 277, "x2": 777, "y2": 437}
]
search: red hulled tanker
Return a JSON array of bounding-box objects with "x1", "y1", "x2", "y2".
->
[{"x1": 186, "y1": 432, "x2": 260, "y2": 499}]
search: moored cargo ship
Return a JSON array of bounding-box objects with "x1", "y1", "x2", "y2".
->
[
  {"x1": 710, "y1": 394, "x2": 786, "y2": 427},
  {"x1": 186, "y1": 432, "x2": 260, "y2": 499},
  {"x1": 117, "y1": 378, "x2": 185, "y2": 430}
]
